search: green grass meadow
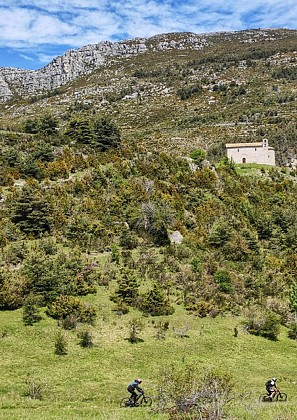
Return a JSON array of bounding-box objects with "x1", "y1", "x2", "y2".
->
[{"x1": 1, "y1": 287, "x2": 296, "y2": 419}]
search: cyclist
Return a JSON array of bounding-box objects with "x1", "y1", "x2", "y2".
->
[
  {"x1": 127, "y1": 378, "x2": 143, "y2": 405},
  {"x1": 265, "y1": 377, "x2": 277, "y2": 399}
]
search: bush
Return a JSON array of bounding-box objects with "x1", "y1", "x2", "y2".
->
[
  {"x1": 25, "y1": 376, "x2": 45, "y2": 400},
  {"x1": 186, "y1": 299, "x2": 216, "y2": 318},
  {"x1": 54, "y1": 331, "x2": 68, "y2": 355},
  {"x1": 0, "y1": 272, "x2": 29, "y2": 310},
  {"x1": 189, "y1": 149, "x2": 207, "y2": 166},
  {"x1": 119, "y1": 229, "x2": 138, "y2": 250},
  {"x1": 78, "y1": 328, "x2": 94, "y2": 348},
  {"x1": 156, "y1": 363, "x2": 234, "y2": 418},
  {"x1": 60, "y1": 316, "x2": 78, "y2": 330},
  {"x1": 141, "y1": 284, "x2": 175, "y2": 316},
  {"x1": 243, "y1": 307, "x2": 281, "y2": 340},
  {"x1": 155, "y1": 320, "x2": 170, "y2": 340},
  {"x1": 46, "y1": 295, "x2": 96, "y2": 327},
  {"x1": 128, "y1": 317, "x2": 144, "y2": 343},
  {"x1": 214, "y1": 270, "x2": 234, "y2": 294}
]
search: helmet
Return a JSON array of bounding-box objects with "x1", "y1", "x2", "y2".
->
[
  {"x1": 272, "y1": 377, "x2": 276, "y2": 382},
  {"x1": 135, "y1": 378, "x2": 142, "y2": 383}
]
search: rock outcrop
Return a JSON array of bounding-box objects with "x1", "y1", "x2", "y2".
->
[
  {"x1": 0, "y1": 33, "x2": 208, "y2": 102},
  {"x1": 0, "y1": 28, "x2": 293, "y2": 103}
]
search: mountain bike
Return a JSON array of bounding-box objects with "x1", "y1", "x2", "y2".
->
[
  {"x1": 120, "y1": 392, "x2": 153, "y2": 407},
  {"x1": 259, "y1": 388, "x2": 287, "y2": 402}
]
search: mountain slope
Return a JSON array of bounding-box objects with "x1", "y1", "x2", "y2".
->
[{"x1": 0, "y1": 28, "x2": 297, "y2": 164}]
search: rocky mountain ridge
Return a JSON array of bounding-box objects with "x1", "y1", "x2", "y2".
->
[{"x1": 0, "y1": 28, "x2": 294, "y2": 103}]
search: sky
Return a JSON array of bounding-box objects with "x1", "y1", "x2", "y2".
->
[{"x1": 0, "y1": 0, "x2": 297, "y2": 70}]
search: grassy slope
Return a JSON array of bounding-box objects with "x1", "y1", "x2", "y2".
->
[{"x1": 1, "y1": 286, "x2": 296, "y2": 420}]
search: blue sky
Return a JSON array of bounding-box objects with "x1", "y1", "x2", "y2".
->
[{"x1": 1, "y1": 0, "x2": 296, "y2": 70}]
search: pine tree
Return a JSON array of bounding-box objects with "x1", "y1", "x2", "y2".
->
[
  {"x1": 93, "y1": 117, "x2": 121, "y2": 151},
  {"x1": 11, "y1": 187, "x2": 52, "y2": 237},
  {"x1": 112, "y1": 268, "x2": 139, "y2": 306},
  {"x1": 141, "y1": 284, "x2": 174, "y2": 316},
  {"x1": 23, "y1": 294, "x2": 42, "y2": 325},
  {"x1": 65, "y1": 117, "x2": 94, "y2": 145}
]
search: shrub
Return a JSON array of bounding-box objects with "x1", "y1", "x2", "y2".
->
[
  {"x1": 243, "y1": 307, "x2": 281, "y2": 340},
  {"x1": 128, "y1": 317, "x2": 144, "y2": 343},
  {"x1": 190, "y1": 257, "x2": 202, "y2": 273},
  {"x1": 186, "y1": 299, "x2": 215, "y2": 318},
  {"x1": 0, "y1": 272, "x2": 29, "y2": 310},
  {"x1": 141, "y1": 284, "x2": 175, "y2": 316},
  {"x1": 54, "y1": 331, "x2": 68, "y2": 355},
  {"x1": 265, "y1": 297, "x2": 290, "y2": 324},
  {"x1": 289, "y1": 282, "x2": 297, "y2": 313},
  {"x1": 189, "y1": 149, "x2": 207, "y2": 166},
  {"x1": 78, "y1": 328, "x2": 94, "y2": 348},
  {"x1": 214, "y1": 270, "x2": 234, "y2": 294},
  {"x1": 60, "y1": 316, "x2": 78, "y2": 330},
  {"x1": 4, "y1": 242, "x2": 28, "y2": 265},
  {"x1": 113, "y1": 300, "x2": 130, "y2": 315},
  {"x1": 25, "y1": 377, "x2": 45, "y2": 400},
  {"x1": 119, "y1": 229, "x2": 139, "y2": 250},
  {"x1": 155, "y1": 320, "x2": 170, "y2": 340},
  {"x1": 156, "y1": 363, "x2": 234, "y2": 418},
  {"x1": 46, "y1": 295, "x2": 96, "y2": 326}
]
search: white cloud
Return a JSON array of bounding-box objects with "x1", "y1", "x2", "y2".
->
[{"x1": 0, "y1": 0, "x2": 296, "y2": 67}]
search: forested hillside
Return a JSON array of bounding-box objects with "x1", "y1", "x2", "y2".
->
[{"x1": 0, "y1": 29, "x2": 297, "y2": 419}]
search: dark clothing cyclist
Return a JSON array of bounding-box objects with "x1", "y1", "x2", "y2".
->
[
  {"x1": 127, "y1": 378, "x2": 143, "y2": 405},
  {"x1": 266, "y1": 377, "x2": 277, "y2": 398}
]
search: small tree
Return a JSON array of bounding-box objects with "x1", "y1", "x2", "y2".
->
[
  {"x1": 141, "y1": 284, "x2": 175, "y2": 316},
  {"x1": 214, "y1": 270, "x2": 234, "y2": 294},
  {"x1": 11, "y1": 186, "x2": 52, "y2": 237},
  {"x1": 111, "y1": 268, "x2": 140, "y2": 307},
  {"x1": 128, "y1": 317, "x2": 144, "y2": 343},
  {"x1": 23, "y1": 294, "x2": 42, "y2": 326},
  {"x1": 93, "y1": 117, "x2": 121, "y2": 151},
  {"x1": 65, "y1": 117, "x2": 94, "y2": 145}
]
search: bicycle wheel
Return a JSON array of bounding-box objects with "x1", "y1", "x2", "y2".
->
[
  {"x1": 140, "y1": 396, "x2": 152, "y2": 407},
  {"x1": 259, "y1": 394, "x2": 272, "y2": 403},
  {"x1": 276, "y1": 393, "x2": 287, "y2": 402},
  {"x1": 120, "y1": 397, "x2": 132, "y2": 407}
]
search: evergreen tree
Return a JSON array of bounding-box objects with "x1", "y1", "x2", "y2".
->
[
  {"x1": 93, "y1": 117, "x2": 121, "y2": 151},
  {"x1": 39, "y1": 113, "x2": 58, "y2": 136},
  {"x1": 141, "y1": 284, "x2": 174, "y2": 316},
  {"x1": 23, "y1": 294, "x2": 42, "y2": 325},
  {"x1": 11, "y1": 187, "x2": 52, "y2": 237},
  {"x1": 112, "y1": 268, "x2": 139, "y2": 306},
  {"x1": 65, "y1": 117, "x2": 94, "y2": 145}
]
